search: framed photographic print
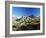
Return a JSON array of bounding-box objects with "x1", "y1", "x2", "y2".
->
[{"x1": 5, "y1": 1, "x2": 45, "y2": 37}]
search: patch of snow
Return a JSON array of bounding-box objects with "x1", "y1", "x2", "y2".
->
[{"x1": 16, "y1": 16, "x2": 22, "y2": 19}]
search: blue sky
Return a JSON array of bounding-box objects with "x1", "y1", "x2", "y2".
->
[{"x1": 12, "y1": 7, "x2": 40, "y2": 17}]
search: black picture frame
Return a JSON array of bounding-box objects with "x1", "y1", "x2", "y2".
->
[{"x1": 5, "y1": 1, "x2": 45, "y2": 37}]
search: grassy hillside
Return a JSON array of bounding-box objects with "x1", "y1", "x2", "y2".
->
[{"x1": 12, "y1": 16, "x2": 40, "y2": 31}]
